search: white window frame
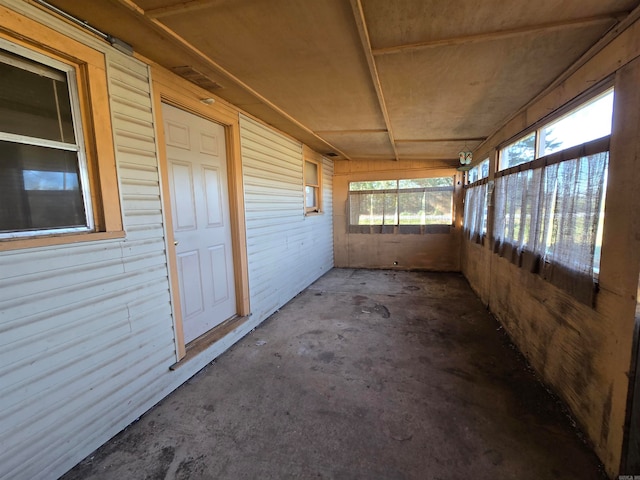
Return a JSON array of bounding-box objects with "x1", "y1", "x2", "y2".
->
[
  {"x1": 0, "y1": 39, "x2": 93, "y2": 239},
  {"x1": 304, "y1": 158, "x2": 322, "y2": 214}
]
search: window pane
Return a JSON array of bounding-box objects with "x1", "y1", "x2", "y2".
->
[
  {"x1": 468, "y1": 160, "x2": 489, "y2": 183},
  {"x1": 349, "y1": 191, "x2": 397, "y2": 225},
  {"x1": 305, "y1": 185, "x2": 317, "y2": 209},
  {"x1": 0, "y1": 52, "x2": 75, "y2": 143},
  {"x1": 305, "y1": 161, "x2": 318, "y2": 185},
  {"x1": 399, "y1": 190, "x2": 452, "y2": 225},
  {"x1": 540, "y1": 90, "x2": 614, "y2": 156},
  {"x1": 0, "y1": 141, "x2": 86, "y2": 232},
  {"x1": 399, "y1": 177, "x2": 452, "y2": 189},
  {"x1": 349, "y1": 193, "x2": 380, "y2": 225},
  {"x1": 398, "y1": 191, "x2": 424, "y2": 224},
  {"x1": 349, "y1": 180, "x2": 397, "y2": 191},
  {"x1": 468, "y1": 167, "x2": 479, "y2": 184},
  {"x1": 500, "y1": 132, "x2": 535, "y2": 170},
  {"x1": 427, "y1": 190, "x2": 453, "y2": 225},
  {"x1": 383, "y1": 193, "x2": 398, "y2": 225},
  {"x1": 481, "y1": 159, "x2": 489, "y2": 179}
]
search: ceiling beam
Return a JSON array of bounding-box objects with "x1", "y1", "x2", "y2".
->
[
  {"x1": 314, "y1": 129, "x2": 388, "y2": 135},
  {"x1": 144, "y1": 0, "x2": 224, "y2": 19},
  {"x1": 373, "y1": 13, "x2": 627, "y2": 56},
  {"x1": 350, "y1": 0, "x2": 399, "y2": 161},
  {"x1": 109, "y1": 0, "x2": 351, "y2": 159},
  {"x1": 396, "y1": 137, "x2": 487, "y2": 143}
]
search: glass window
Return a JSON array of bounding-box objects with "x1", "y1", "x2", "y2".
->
[
  {"x1": 493, "y1": 151, "x2": 608, "y2": 279},
  {"x1": 0, "y1": 48, "x2": 92, "y2": 238},
  {"x1": 304, "y1": 159, "x2": 321, "y2": 213},
  {"x1": 349, "y1": 180, "x2": 397, "y2": 191},
  {"x1": 468, "y1": 158, "x2": 489, "y2": 183},
  {"x1": 499, "y1": 133, "x2": 535, "y2": 170},
  {"x1": 348, "y1": 177, "x2": 454, "y2": 228},
  {"x1": 539, "y1": 89, "x2": 614, "y2": 156}
]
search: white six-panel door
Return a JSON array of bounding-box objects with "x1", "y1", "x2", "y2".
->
[{"x1": 162, "y1": 103, "x2": 236, "y2": 344}]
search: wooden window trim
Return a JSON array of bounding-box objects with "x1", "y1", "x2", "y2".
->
[
  {"x1": 303, "y1": 147, "x2": 323, "y2": 215},
  {"x1": 0, "y1": 6, "x2": 123, "y2": 252},
  {"x1": 150, "y1": 62, "x2": 251, "y2": 360},
  {"x1": 347, "y1": 176, "x2": 455, "y2": 231}
]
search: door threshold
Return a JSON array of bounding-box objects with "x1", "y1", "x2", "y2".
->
[{"x1": 169, "y1": 315, "x2": 248, "y2": 370}]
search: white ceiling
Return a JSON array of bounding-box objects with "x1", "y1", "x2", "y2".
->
[{"x1": 47, "y1": 0, "x2": 640, "y2": 164}]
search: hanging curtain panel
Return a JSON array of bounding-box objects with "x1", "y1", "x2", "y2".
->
[
  {"x1": 463, "y1": 181, "x2": 488, "y2": 244},
  {"x1": 538, "y1": 152, "x2": 608, "y2": 303},
  {"x1": 492, "y1": 138, "x2": 609, "y2": 305}
]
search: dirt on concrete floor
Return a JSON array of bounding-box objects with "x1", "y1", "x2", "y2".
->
[{"x1": 62, "y1": 269, "x2": 607, "y2": 480}]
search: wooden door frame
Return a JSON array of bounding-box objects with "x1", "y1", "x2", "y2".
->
[{"x1": 150, "y1": 63, "x2": 250, "y2": 360}]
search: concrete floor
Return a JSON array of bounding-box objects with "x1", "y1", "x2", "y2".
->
[{"x1": 63, "y1": 269, "x2": 606, "y2": 480}]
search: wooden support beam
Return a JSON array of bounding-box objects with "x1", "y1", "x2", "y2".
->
[
  {"x1": 349, "y1": 0, "x2": 398, "y2": 161},
  {"x1": 373, "y1": 13, "x2": 627, "y2": 56},
  {"x1": 314, "y1": 129, "x2": 388, "y2": 135},
  {"x1": 143, "y1": 0, "x2": 224, "y2": 19},
  {"x1": 396, "y1": 137, "x2": 487, "y2": 143}
]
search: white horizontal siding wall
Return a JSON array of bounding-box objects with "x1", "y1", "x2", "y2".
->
[
  {"x1": 0, "y1": 6, "x2": 256, "y2": 475},
  {"x1": 0, "y1": 48, "x2": 175, "y2": 480},
  {"x1": 240, "y1": 115, "x2": 334, "y2": 322},
  {"x1": 0, "y1": 4, "x2": 334, "y2": 479}
]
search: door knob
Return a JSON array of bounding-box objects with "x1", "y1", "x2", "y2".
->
[{"x1": 174, "y1": 241, "x2": 179, "y2": 246}]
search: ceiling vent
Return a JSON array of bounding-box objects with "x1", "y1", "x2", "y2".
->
[{"x1": 171, "y1": 66, "x2": 223, "y2": 92}]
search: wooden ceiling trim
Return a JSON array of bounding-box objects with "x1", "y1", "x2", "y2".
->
[
  {"x1": 349, "y1": 0, "x2": 398, "y2": 161},
  {"x1": 142, "y1": 0, "x2": 222, "y2": 19},
  {"x1": 396, "y1": 137, "x2": 488, "y2": 143},
  {"x1": 111, "y1": 0, "x2": 351, "y2": 159},
  {"x1": 372, "y1": 13, "x2": 627, "y2": 56},
  {"x1": 314, "y1": 129, "x2": 388, "y2": 135}
]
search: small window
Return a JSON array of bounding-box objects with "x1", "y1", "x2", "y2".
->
[
  {"x1": 538, "y1": 89, "x2": 614, "y2": 156},
  {"x1": 348, "y1": 176, "x2": 454, "y2": 230},
  {"x1": 499, "y1": 132, "x2": 535, "y2": 170},
  {"x1": 468, "y1": 158, "x2": 489, "y2": 183},
  {"x1": 304, "y1": 159, "x2": 322, "y2": 213},
  {"x1": 0, "y1": 48, "x2": 92, "y2": 238}
]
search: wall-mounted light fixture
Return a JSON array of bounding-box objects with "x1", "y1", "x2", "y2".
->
[
  {"x1": 459, "y1": 150, "x2": 472, "y2": 165},
  {"x1": 200, "y1": 98, "x2": 215, "y2": 105}
]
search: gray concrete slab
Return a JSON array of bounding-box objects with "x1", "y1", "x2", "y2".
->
[{"x1": 63, "y1": 269, "x2": 607, "y2": 480}]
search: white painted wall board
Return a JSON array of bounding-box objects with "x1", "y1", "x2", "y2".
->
[
  {"x1": 239, "y1": 114, "x2": 334, "y2": 322},
  {"x1": 0, "y1": 3, "x2": 333, "y2": 479}
]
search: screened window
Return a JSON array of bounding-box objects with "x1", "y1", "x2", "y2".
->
[
  {"x1": 349, "y1": 177, "x2": 454, "y2": 232},
  {"x1": 0, "y1": 48, "x2": 92, "y2": 238},
  {"x1": 304, "y1": 159, "x2": 321, "y2": 213}
]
